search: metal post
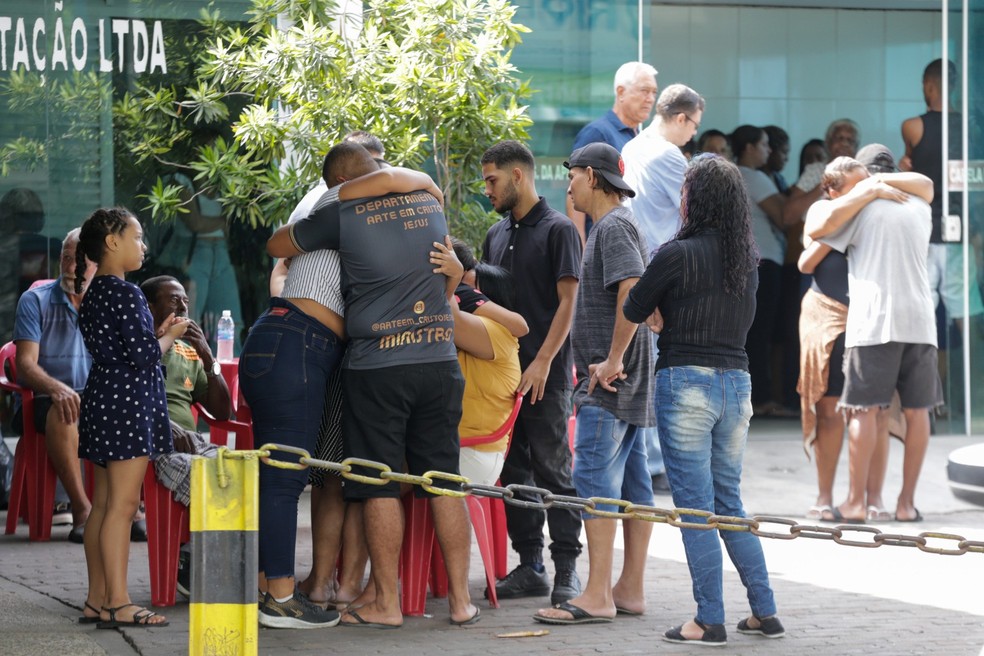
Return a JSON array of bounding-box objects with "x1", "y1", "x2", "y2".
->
[{"x1": 188, "y1": 451, "x2": 259, "y2": 656}]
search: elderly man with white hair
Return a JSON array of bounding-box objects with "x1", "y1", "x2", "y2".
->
[{"x1": 566, "y1": 61, "x2": 658, "y2": 245}]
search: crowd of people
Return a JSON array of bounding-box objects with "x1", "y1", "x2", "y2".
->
[{"x1": 5, "y1": 56, "x2": 960, "y2": 647}]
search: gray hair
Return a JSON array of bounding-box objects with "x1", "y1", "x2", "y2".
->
[
  {"x1": 62, "y1": 227, "x2": 81, "y2": 248},
  {"x1": 613, "y1": 61, "x2": 658, "y2": 95},
  {"x1": 656, "y1": 83, "x2": 705, "y2": 119}
]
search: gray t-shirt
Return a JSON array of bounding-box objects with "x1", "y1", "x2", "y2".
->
[
  {"x1": 295, "y1": 190, "x2": 457, "y2": 370},
  {"x1": 571, "y1": 206, "x2": 655, "y2": 426},
  {"x1": 821, "y1": 196, "x2": 936, "y2": 348}
]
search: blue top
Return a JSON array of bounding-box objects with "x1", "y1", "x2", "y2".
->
[
  {"x1": 13, "y1": 279, "x2": 91, "y2": 394},
  {"x1": 572, "y1": 110, "x2": 638, "y2": 152}
]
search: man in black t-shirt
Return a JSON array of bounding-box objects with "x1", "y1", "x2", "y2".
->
[
  {"x1": 480, "y1": 140, "x2": 583, "y2": 605},
  {"x1": 268, "y1": 142, "x2": 479, "y2": 628}
]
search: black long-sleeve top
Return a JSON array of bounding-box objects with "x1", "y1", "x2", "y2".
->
[{"x1": 623, "y1": 233, "x2": 758, "y2": 372}]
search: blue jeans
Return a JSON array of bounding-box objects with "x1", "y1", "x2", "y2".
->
[
  {"x1": 655, "y1": 366, "x2": 776, "y2": 625},
  {"x1": 572, "y1": 405, "x2": 653, "y2": 516},
  {"x1": 239, "y1": 299, "x2": 345, "y2": 579},
  {"x1": 647, "y1": 341, "x2": 665, "y2": 476}
]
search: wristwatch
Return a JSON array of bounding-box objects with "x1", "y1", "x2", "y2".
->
[{"x1": 207, "y1": 360, "x2": 222, "y2": 377}]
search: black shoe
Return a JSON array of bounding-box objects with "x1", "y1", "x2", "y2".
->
[
  {"x1": 130, "y1": 519, "x2": 148, "y2": 542},
  {"x1": 258, "y1": 592, "x2": 340, "y2": 629},
  {"x1": 68, "y1": 523, "x2": 85, "y2": 544},
  {"x1": 176, "y1": 551, "x2": 191, "y2": 598},
  {"x1": 651, "y1": 473, "x2": 671, "y2": 493},
  {"x1": 494, "y1": 564, "x2": 550, "y2": 599},
  {"x1": 550, "y1": 569, "x2": 581, "y2": 605},
  {"x1": 663, "y1": 619, "x2": 727, "y2": 646},
  {"x1": 736, "y1": 615, "x2": 785, "y2": 638}
]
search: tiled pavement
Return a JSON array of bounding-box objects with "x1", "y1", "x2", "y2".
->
[{"x1": 2, "y1": 419, "x2": 983, "y2": 655}]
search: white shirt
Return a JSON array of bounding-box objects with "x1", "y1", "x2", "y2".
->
[
  {"x1": 821, "y1": 197, "x2": 936, "y2": 348},
  {"x1": 621, "y1": 127, "x2": 686, "y2": 255}
]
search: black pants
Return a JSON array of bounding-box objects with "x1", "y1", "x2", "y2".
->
[
  {"x1": 500, "y1": 387, "x2": 582, "y2": 568},
  {"x1": 746, "y1": 260, "x2": 782, "y2": 407}
]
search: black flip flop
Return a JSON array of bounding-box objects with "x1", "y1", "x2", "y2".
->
[
  {"x1": 533, "y1": 601, "x2": 614, "y2": 625},
  {"x1": 339, "y1": 609, "x2": 401, "y2": 630},
  {"x1": 824, "y1": 506, "x2": 866, "y2": 525},
  {"x1": 450, "y1": 607, "x2": 481, "y2": 626},
  {"x1": 895, "y1": 508, "x2": 923, "y2": 522},
  {"x1": 96, "y1": 603, "x2": 169, "y2": 629}
]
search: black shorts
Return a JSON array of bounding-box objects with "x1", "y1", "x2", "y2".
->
[
  {"x1": 12, "y1": 396, "x2": 55, "y2": 435},
  {"x1": 342, "y1": 361, "x2": 464, "y2": 500},
  {"x1": 826, "y1": 332, "x2": 846, "y2": 398},
  {"x1": 840, "y1": 342, "x2": 942, "y2": 410}
]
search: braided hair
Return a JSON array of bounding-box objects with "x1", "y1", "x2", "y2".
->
[{"x1": 75, "y1": 207, "x2": 133, "y2": 294}]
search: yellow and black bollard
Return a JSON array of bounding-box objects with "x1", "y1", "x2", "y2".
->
[{"x1": 188, "y1": 448, "x2": 259, "y2": 656}]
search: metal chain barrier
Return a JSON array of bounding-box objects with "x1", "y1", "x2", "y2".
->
[{"x1": 244, "y1": 443, "x2": 984, "y2": 557}]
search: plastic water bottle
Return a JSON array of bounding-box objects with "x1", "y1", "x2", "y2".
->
[{"x1": 216, "y1": 310, "x2": 235, "y2": 362}]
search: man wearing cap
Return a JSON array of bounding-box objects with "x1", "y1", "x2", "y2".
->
[
  {"x1": 566, "y1": 61, "x2": 658, "y2": 245},
  {"x1": 533, "y1": 142, "x2": 655, "y2": 625},
  {"x1": 805, "y1": 146, "x2": 939, "y2": 523},
  {"x1": 620, "y1": 83, "x2": 705, "y2": 493},
  {"x1": 480, "y1": 140, "x2": 583, "y2": 605}
]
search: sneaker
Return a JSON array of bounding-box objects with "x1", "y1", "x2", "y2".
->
[
  {"x1": 550, "y1": 569, "x2": 581, "y2": 605},
  {"x1": 258, "y1": 592, "x2": 340, "y2": 629},
  {"x1": 736, "y1": 615, "x2": 785, "y2": 639},
  {"x1": 176, "y1": 551, "x2": 191, "y2": 598},
  {"x1": 52, "y1": 503, "x2": 72, "y2": 526},
  {"x1": 493, "y1": 564, "x2": 551, "y2": 599}
]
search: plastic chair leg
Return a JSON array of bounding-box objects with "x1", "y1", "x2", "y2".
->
[
  {"x1": 144, "y1": 464, "x2": 188, "y2": 607},
  {"x1": 400, "y1": 495, "x2": 435, "y2": 616},
  {"x1": 466, "y1": 496, "x2": 499, "y2": 608},
  {"x1": 489, "y1": 497, "x2": 509, "y2": 580},
  {"x1": 25, "y1": 432, "x2": 56, "y2": 542},
  {"x1": 4, "y1": 437, "x2": 28, "y2": 535},
  {"x1": 429, "y1": 543, "x2": 448, "y2": 599}
]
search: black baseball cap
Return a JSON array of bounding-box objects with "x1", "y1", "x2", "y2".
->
[{"x1": 563, "y1": 142, "x2": 636, "y2": 198}]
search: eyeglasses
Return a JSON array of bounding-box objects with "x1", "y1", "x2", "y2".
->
[{"x1": 681, "y1": 114, "x2": 700, "y2": 130}]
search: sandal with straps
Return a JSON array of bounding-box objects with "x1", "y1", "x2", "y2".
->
[
  {"x1": 97, "y1": 603, "x2": 169, "y2": 629},
  {"x1": 79, "y1": 601, "x2": 102, "y2": 624}
]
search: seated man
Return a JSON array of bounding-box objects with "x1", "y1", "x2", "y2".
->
[
  {"x1": 13, "y1": 228, "x2": 96, "y2": 542},
  {"x1": 140, "y1": 275, "x2": 233, "y2": 593}
]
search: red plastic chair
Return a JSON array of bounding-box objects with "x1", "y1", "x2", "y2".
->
[
  {"x1": 399, "y1": 393, "x2": 523, "y2": 615},
  {"x1": 144, "y1": 462, "x2": 190, "y2": 607},
  {"x1": 1, "y1": 341, "x2": 57, "y2": 541},
  {"x1": 144, "y1": 398, "x2": 252, "y2": 607}
]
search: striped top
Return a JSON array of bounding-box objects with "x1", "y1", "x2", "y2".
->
[{"x1": 280, "y1": 184, "x2": 345, "y2": 317}]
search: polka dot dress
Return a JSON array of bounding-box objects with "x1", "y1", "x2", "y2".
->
[{"x1": 78, "y1": 275, "x2": 173, "y2": 465}]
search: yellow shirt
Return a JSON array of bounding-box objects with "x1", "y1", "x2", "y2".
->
[{"x1": 457, "y1": 316, "x2": 521, "y2": 453}]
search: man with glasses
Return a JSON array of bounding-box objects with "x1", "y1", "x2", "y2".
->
[
  {"x1": 621, "y1": 83, "x2": 705, "y2": 494},
  {"x1": 567, "y1": 61, "x2": 658, "y2": 245}
]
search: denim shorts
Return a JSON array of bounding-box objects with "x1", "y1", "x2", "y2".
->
[
  {"x1": 840, "y1": 342, "x2": 942, "y2": 410},
  {"x1": 572, "y1": 404, "x2": 653, "y2": 517}
]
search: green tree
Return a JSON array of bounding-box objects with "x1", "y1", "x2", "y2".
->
[{"x1": 121, "y1": 0, "x2": 532, "y2": 241}]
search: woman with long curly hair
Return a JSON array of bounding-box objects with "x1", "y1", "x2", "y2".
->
[{"x1": 624, "y1": 155, "x2": 784, "y2": 646}]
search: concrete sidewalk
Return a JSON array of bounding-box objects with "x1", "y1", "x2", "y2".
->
[{"x1": 2, "y1": 419, "x2": 983, "y2": 655}]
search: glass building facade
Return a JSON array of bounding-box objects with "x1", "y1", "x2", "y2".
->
[{"x1": 0, "y1": 0, "x2": 981, "y2": 432}]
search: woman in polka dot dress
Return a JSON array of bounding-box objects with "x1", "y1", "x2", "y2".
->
[{"x1": 75, "y1": 207, "x2": 189, "y2": 629}]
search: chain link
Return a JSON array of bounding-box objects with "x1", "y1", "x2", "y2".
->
[{"x1": 241, "y1": 444, "x2": 982, "y2": 558}]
